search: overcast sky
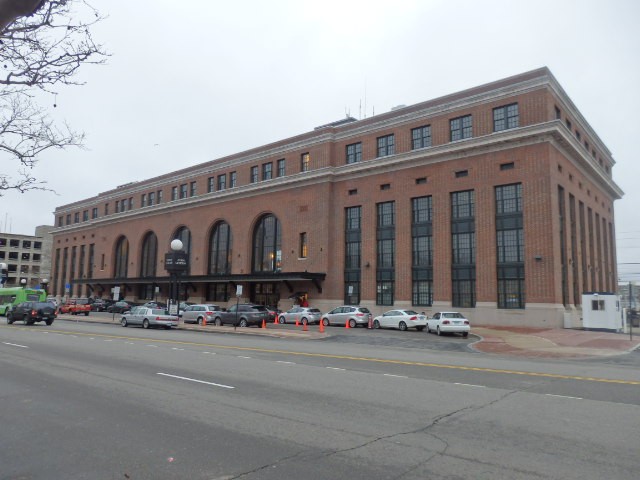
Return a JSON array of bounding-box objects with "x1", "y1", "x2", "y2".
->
[{"x1": 2, "y1": 0, "x2": 639, "y2": 280}]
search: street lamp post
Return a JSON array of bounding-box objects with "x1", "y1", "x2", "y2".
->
[
  {"x1": 41, "y1": 278, "x2": 49, "y2": 295},
  {"x1": 20, "y1": 278, "x2": 27, "y2": 289},
  {"x1": 165, "y1": 239, "x2": 188, "y2": 320}
]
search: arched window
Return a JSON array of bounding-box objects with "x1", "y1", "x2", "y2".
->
[
  {"x1": 140, "y1": 232, "x2": 158, "y2": 277},
  {"x1": 173, "y1": 226, "x2": 192, "y2": 274},
  {"x1": 114, "y1": 236, "x2": 129, "y2": 278},
  {"x1": 252, "y1": 214, "x2": 281, "y2": 273},
  {"x1": 209, "y1": 221, "x2": 232, "y2": 274}
]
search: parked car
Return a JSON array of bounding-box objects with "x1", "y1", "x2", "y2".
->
[
  {"x1": 278, "y1": 307, "x2": 322, "y2": 325},
  {"x1": 321, "y1": 306, "x2": 372, "y2": 328},
  {"x1": 120, "y1": 307, "x2": 178, "y2": 329},
  {"x1": 266, "y1": 306, "x2": 279, "y2": 322},
  {"x1": 107, "y1": 301, "x2": 132, "y2": 314},
  {"x1": 426, "y1": 311, "x2": 470, "y2": 337},
  {"x1": 181, "y1": 304, "x2": 222, "y2": 325},
  {"x1": 373, "y1": 309, "x2": 427, "y2": 331},
  {"x1": 212, "y1": 304, "x2": 270, "y2": 327},
  {"x1": 142, "y1": 301, "x2": 167, "y2": 309},
  {"x1": 7, "y1": 301, "x2": 57, "y2": 325},
  {"x1": 90, "y1": 298, "x2": 110, "y2": 312},
  {"x1": 58, "y1": 298, "x2": 91, "y2": 316}
]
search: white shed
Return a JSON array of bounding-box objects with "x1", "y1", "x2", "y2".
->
[{"x1": 581, "y1": 292, "x2": 620, "y2": 332}]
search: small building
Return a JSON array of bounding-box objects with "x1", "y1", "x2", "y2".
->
[
  {"x1": 581, "y1": 292, "x2": 621, "y2": 332},
  {"x1": 0, "y1": 225, "x2": 53, "y2": 288}
]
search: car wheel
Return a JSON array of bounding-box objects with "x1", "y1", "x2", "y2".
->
[
  {"x1": 23, "y1": 315, "x2": 29, "y2": 325},
  {"x1": 45, "y1": 319, "x2": 54, "y2": 326},
  {"x1": 215, "y1": 317, "x2": 222, "y2": 326},
  {"x1": 373, "y1": 319, "x2": 380, "y2": 329},
  {"x1": 322, "y1": 318, "x2": 329, "y2": 327},
  {"x1": 278, "y1": 316, "x2": 286, "y2": 324},
  {"x1": 6, "y1": 314, "x2": 13, "y2": 325},
  {"x1": 197, "y1": 317, "x2": 204, "y2": 325},
  {"x1": 437, "y1": 326, "x2": 442, "y2": 336},
  {"x1": 301, "y1": 317, "x2": 308, "y2": 326},
  {"x1": 416, "y1": 326, "x2": 425, "y2": 331},
  {"x1": 121, "y1": 318, "x2": 128, "y2": 327},
  {"x1": 143, "y1": 319, "x2": 150, "y2": 329},
  {"x1": 462, "y1": 332, "x2": 469, "y2": 338},
  {"x1": 348, "y1": 319, "x2": 357, "y2": 329},
  {"x1": 239, "y1": 318, "x2": 248, "y2": 328},
  {"x1": 398, "y1": 321, "x2": 408, "y2": 331},
  {"x1": 84, "y1": 312, "x2": 89, "y2": 316}
]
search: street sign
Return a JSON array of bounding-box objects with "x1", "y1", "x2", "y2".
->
[{"x1": 236, "y1": 285, "x2": 243, "y2": 297}]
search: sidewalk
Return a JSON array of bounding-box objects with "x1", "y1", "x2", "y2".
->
[
  {"x1": 471, "y1": 326, "x2": 640, "y2": 359},
  {"x1": 56, "y1": 314, "x2": 640, "y2": 359}
]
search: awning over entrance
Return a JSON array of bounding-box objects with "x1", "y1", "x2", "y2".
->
[{"x1": 73, "y1": 271, "x2": 326, "y2": 294}]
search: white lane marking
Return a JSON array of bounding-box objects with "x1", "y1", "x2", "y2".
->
[
  {"x1": 146, "y1": 345, "x2": 158, "y2": 348},
  {"x1": 326, "y1": 367, "x2": 345, "y2": 371},
  {"x1": 157, "y1": 373, "x2": 234, "y2": 389},
  {"x1": 103, "y1": 339, "x2": 113, "y2": 342},
  {"x1": 171, "y1": 348, "x2": 185, "y2": 351},
  {"x1": 238, "y1": 356, "x2": 251, "y2": 359},
  {"x1": 202, "y1": 351, "x2": 216, "y2": 355},
  {"x1": 384, "y1": 374, "x2": 408, "y2": 378},
  {"x1": 546, "y1": 394, "x2": 583, "y2": 400},
  {"x1": 277, "y1": 361, "x2": 296, "y2": 365},
  {"x1": 2, "y1": 342, "x2": 28, "y2": 348},
  {"x1": 454, "y1": 383, "x2": 486, "y2": 388}
]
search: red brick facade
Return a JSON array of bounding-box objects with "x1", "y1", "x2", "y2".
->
[{"x1": 51, "y1": 68, "x2": 622, "y2": 327}]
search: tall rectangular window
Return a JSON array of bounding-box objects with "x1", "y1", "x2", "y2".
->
[
  {"x1": 376, "y1": 134, "x2": 395, "y2": 157},
  {"x1": 450, "y1": 115, "x2": 473, "y2": 141},
  {"x1": 376, "y1": 201, "x2": 395, "y2": 306},
  {"x1": 171, "y1": 186, "x2": 178, "y2": 200},
  {"x1": 218, "y1": 174, "x2": 226, "y2": 191},
  {"x1": 190, "y1": 181, "x2": 197, "y2": 197},
  {"x1": 496, "y1": 184, "x2": 524, "y2": 309},
  {"x1": 412, "y1": 196, "x2": 433, "y2": 306},
  {"x1": 230, "y1": 171, "x2": 237, "y2": 188},
  {"x1": 141, "y1": 193, "x2": 147, "y2": 207},
  {"x1": 91, "y1": 207, "x2": 98, "y2": 219},
  {"x1": 451, "y1": 190, "x2": 475, "y2": 308},
  {"x1": 493, "y1": 103, "x2": 519, "y2": 132},
  {"x1": 299, "y1": 232, "x2": 308, "y2": 258},
  {"x1": 301, "y1": 153, "x2": 310, "y2": 172},
  {"x1": 208, "y1": 176, "x2": 215, "y2": 193},
  {"x1": 250, "y1": 166, "x2": 258, "y2": 183},
  {"x1": 277, "y1": 159, "x2": 285, "y2": 177},
  {"x1": 262, "y1": 162, "x2": 272, "y2": 180},
  {"x1": 82, "y1": 210, "x2": 88, "y2": 221},
  {"x1": 157, "y1": 190, "x2": 163, "y2": 203},
  {"x1": 74, "y1": 212, "x2": 80, "y2": 223},
  {"x1": 180, "y1": 183, "x2": 188, "y2": 199},
  {"x1": 344, "y1": 206, "x2": 361, "y2": 305},
  {"x1": 411, "y1": 125, "x2": 432, "y2": 150},
  {"x1": 148, "y1": 191, "x2": 155, "y2": 206},
  {"x1": 559, "y1": 186, "x2": 569, "y2": 306},
  {"x1": 346, "y1": 142, "x2": 362, "y2": 164}
]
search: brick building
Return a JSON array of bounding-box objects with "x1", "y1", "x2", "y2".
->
[{"x1": 50, "y1": 68, "x2": 622, "y2": 327}]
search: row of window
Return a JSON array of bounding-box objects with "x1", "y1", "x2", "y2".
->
[
  {"x1": 0, "y1": 263, "x2": 42, "y2": 273},
  {"x1": 56, "y1": 104, "x2": 522, "y2": 228},
  {"x1": 0, "y1": 251, "x2": 42, "y2": 261},
  {"x1": 0, "y1": 239, "x2": 42, "y2": 249}
]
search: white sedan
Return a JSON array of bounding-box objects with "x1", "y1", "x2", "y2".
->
[
  {"x1": 121, "y1": 307, "x2": 178, "y2": 329},
  {"x1": 373, "y1": 309, "x2": 427, "y2": 331},
  {"x1": 426, "y1": 311, "x2": 470, "y2": 337}
]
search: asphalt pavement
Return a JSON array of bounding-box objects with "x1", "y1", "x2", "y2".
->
[{"x1": 53, "y1": 312, "x2": 640, "y2": 360}]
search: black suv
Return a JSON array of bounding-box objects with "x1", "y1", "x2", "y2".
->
[
  {"x1": 213, "y1": 304, "x2": 271, "y2": 327},
  {"x1": 7, "y1": 301, "x2": 57, "y2": 325}
]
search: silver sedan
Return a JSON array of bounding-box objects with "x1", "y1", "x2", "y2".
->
[
  {"x1": 278, "y1": 307, "x2": 322, "y2": 325},
  {"x1": 121, "y1": 307, "x2": 178, "y2": 329}
]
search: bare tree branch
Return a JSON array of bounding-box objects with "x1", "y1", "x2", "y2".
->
[{"x1": 0, "y1": 0, "x2": 107, "y2": 196}]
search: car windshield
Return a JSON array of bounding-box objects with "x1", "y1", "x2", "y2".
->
[
  {"x1": 151, "y1": 309, "x2": 167, "y2": 315},
  {"x1": 308, "y1": 309, "x2": 321, "y2": 314},
  {"x1": 403, "y1": 310, "x2": 419, "y2": 315},
  {"x1": 252, "y1": 306, "x2": 268, "y2": 312},
  {"x1": 443, "y1": 312, "x2": 464, "y2": 318},
  {"x1": 359, "y1": 307, "x2": 371, "y2": 313},
  {"x1": 34, "y1": 302, "x2": 54, "y2": 309}
]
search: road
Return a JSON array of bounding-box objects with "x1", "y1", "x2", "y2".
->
[{"x1": 1, "y1": 320, "x2": 639, "y2": 479}]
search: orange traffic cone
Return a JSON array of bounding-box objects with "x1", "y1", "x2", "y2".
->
[
  {"x1": 345, "y1": 320, "x2": 350, "y2": 329},
  {"x1": 319, "y1": 322, "x2": 325, "y2": 333},
  {"x1": 303, "y1": 322, "x2": 308, "y2": 331},
  {"x1": 261, "y1": 319, "x2": 266, "y2": 329},
  {"x1": 202, "y1": 317, "x2": 207, "y2": 326},
  {"x1": 295, "y1": 317, "x2": 299, "y2": 327}
]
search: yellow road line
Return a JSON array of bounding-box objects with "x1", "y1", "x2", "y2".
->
[{"x1": 6, "y1": 326, "x2": 640, "y2": 385}]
